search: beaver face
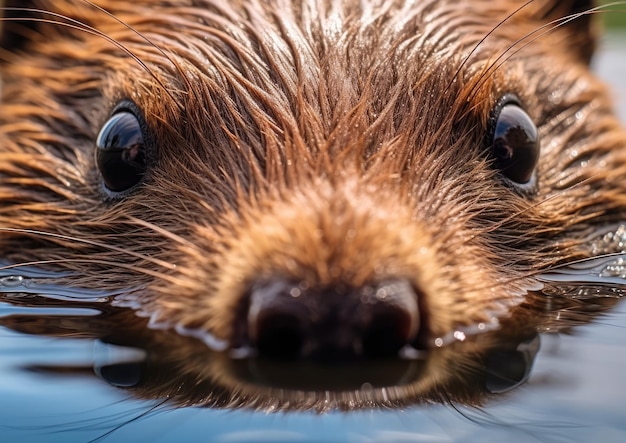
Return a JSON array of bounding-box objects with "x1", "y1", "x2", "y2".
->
[{"x1": 1, "y1": 1, "x2": 625, "y2": 360}]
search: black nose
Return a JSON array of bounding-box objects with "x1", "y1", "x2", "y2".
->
[{"x1": 242, "y1": 278, "x2": 420, "y2": 360}]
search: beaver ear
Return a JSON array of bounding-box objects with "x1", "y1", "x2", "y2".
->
[
  {"x1": 537, "y1": 0, "x2": 598, "y2": 65},
  {"x1": 0, "y1": 1, "x2": 41, "y2": 53}
]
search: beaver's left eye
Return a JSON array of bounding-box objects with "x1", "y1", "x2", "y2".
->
[
  {"x1": 96, "y1": 111, "x2": 147, "y2": 194},
  {"x1": 489, "y1": 100, "x2": 540, "y2": 185}
]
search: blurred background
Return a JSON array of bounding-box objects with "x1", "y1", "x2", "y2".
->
[{"x1": 601, "y1": 1, "x2": 626, "y2": 28}]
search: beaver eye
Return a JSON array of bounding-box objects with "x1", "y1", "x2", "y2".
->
[
  {"x1": 490, "y1": 102, "x2": 540, "y2": 185},
  {"x1": 96, "y1": 111, "x2": 147, "y2": 193}
]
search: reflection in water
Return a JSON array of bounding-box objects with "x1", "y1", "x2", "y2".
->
[{"x1": 0, "y1": 256, "x2": 622, "y2": 414}]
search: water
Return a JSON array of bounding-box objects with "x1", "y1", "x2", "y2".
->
[
  {"x1": 1, "y1": 290, "x2": 625, "y2": 443},
  {"x1": 1, "y1": 35, "x2": 626, "y2": 443}
]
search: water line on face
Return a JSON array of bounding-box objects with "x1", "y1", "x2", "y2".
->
[
  {"x1": 539, "y1": 254, "x2": 626, "y2": 287},
  {"x1": 4, "y1": 227, "x2": 626, "y2": 353},
  {"x1": 0, "y1": 260, "x2": 118, "y2": 302},
  {"x1": 537, "y1": 224, "x2": 626, "y2": 287}
]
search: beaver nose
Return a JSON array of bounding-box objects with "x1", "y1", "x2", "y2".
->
[{"x1": 244, "y1": 278, "x2": 420, "y2": 360}]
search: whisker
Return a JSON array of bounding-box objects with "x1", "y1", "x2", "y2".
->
[
  {"x1": 77, "y1": 0, "x2": 188, "y2": 109},
  {"x1": 0, "y1": 7, "x2": 174, "y2": 100},
  {"x1": 470, "y1": 3, "x2": 622, "y2": 100},
  {"x1": 0, "y1": 257, "x2": 186, "y2": 287},
  {"x1": 124, "y1": 216, "x2": 198, "y2": 249},
  {"x1": 86, "y1": 398, "x2": 171, "y2": 443},
  {"x1": 446, "y1": 0, "x2": 536, "y2": 91},
  {"x1": 0, "y1": 227, "x2": 177, "y2": 271},
  {"x1": 472, "y1": 173, "x2": 602, "y2": 237}
]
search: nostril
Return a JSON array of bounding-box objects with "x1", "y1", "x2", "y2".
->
[
  {"x1": 254, "y1": 306, "x2": 305, "y2": 359},
  {"x1": 247, "y1": 279, "x2": 309, "y2": 359},
  {"x1": 359, "y1": 280, "x2": 420, "y2": 357},
  {"x1": 361, "y1": 305, "x2": 415, "y2": 357}
]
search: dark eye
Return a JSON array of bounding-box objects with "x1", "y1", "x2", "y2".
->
[
  {"x1": 490, "y1": 101, "x2": 540, "y2": 185},
  {"x1": 96, "y1": 110, "x2": 147, "y2": 193}
]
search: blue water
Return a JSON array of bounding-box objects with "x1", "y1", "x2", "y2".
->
[
  {"x1": 1, "y1": 296, "x2": 625, "y2": 443},
  {"x1": 1, "y1": 35, "x2": 626, "y2": 443}
]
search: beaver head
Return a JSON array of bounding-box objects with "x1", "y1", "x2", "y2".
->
[{"x1": 1, "y1": 0, "x2": 625, "y2": 359}]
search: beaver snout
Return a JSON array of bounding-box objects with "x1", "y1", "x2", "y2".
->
[{"x1": 238, "y1": 278, "x2": 421, "y2": 360}]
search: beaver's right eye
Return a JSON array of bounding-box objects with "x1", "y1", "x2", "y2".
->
[{"x1": 96, "y1": 111, "x2": 147, "y2": 193}]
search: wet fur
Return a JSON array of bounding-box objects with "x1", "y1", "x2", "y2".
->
[{"x1": 1, "y1": 0, "x2": 626, "y2": 346}]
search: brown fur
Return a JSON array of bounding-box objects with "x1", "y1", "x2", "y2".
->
[{"x1": 1, "y1": 1, "x2": 626, "y2": 347}]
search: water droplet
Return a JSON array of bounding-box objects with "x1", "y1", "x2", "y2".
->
[
  {"x1": 601, "y1": 257, "x2": 626, "y2": 278},
  {"x1": 453, "y1": 331, "x2": 466, "y2": 342},
  {"x1": 289, "y1": 287, "x2": 301, "y2": 297},
  {"x1": 298, "y1": 281, "x2": 310, "y2": 291},
  {"x1": 590, "y1": 224, "x2": 626, "y2": 255},
  {"x1": 0, "y1": 275, "x2": 23, "y2": 288},
  {"x1": 376, "y1": 287, "x2": 388, "y2": 300}
]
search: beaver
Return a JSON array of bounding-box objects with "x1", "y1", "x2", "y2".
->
[{"x1": 1, "y1": 0, "x2": 625, "y2": 360}]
